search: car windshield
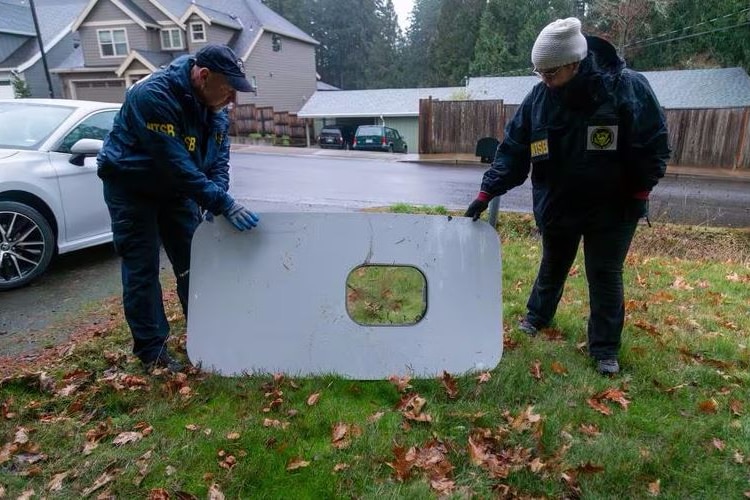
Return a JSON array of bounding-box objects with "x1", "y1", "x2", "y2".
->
[
  {"x1": 357, "y1": 126, "x2": 383, "y2": 135},
  {"x1": 0, "y1": 102, "x2": 75, "y2": 150}
]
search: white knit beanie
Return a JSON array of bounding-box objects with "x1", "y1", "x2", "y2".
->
[{"x1": 531, "y1": 17, "x2": 588, "y2": 71}]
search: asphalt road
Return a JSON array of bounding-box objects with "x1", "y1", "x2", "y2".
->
[{"x1": 1, "y1": 151, "x2": 748, "y2": 354}]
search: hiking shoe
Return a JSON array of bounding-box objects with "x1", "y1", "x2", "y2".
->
[
  {"x1": 518, "y1": 318, "x2": 539, "y2": 336},
  {"x1": 142, "y1": 350, "x2": 184, "y2": 373},
  {"x1": 596, "y1": 359, "x2": 620, "y2": 375}
]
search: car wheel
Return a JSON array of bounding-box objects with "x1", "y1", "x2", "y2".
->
[{"x1": 0, "y1": 201, "x2": 55, "y2": 291}]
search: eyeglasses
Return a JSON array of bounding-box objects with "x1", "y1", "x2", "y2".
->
[{"x1": 533, "y1": 66, "x2": 563, "y2": 79}]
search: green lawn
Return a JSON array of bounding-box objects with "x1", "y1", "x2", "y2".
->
[{"x1": 1, "y1": 208, "x2": 748, "y2": 499}]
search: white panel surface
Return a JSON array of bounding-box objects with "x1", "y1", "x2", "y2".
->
[{"x1": 187, "y1": 213, "x2": 502, "y2": 379}]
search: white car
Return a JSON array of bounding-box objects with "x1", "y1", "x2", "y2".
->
[{"x1": 0, "y1": 99, "x2": 120, "y2": 290}]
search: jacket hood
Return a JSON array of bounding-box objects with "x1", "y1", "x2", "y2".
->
[{"x1": 585, "y1": 36, "x2": 625, "y2": 76}]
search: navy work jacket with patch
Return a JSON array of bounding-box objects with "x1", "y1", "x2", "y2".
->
[
  {"x1": 480, "y1": 37, "x2": 670, "y2": 230},
  {"x1": 97, "y1": 56, "x2": 234, "y2": 215}
]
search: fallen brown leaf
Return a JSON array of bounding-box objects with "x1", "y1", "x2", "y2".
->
[
  {"x1": 148, "y1": 488, "x2": 170, "y2": 500},
  {"x1": 579, "y1": 424, "x2": 600, "y2": 436},
  {"x1": 551, "y1": 361, "x2": 568, "y2": 375},
  {"x1": 648, "y1": 479, "x2": 661, "y2": 496},
  {"x1": 587, "y1": 398, "x2": 612, "y2": 416},
  {"x1": 430, "y1": 478, "x2": 456, "y2": 495},
  {"x1": 207, "y1": 483, "x2": 225, "y2": 500},
  {"x1": 306, "y1": 392, "x2": 321, "y2": 406},
  {"x1": 286, "y1": 456, "x2": 310, "y2": 471},
  {"x1": 112, "y1": 431, "x2": 142, "y2": 446},
  {"x1": 729, "y1": 399, "x2": 743, "y2": 416},
  {"x1": 331, "y1": 423, "x2": 350, "y2": 449},
  {"x1": 367, "y1": 411, "x2": 385, "y2": 423},
  {"x1": 333, "y1": 463, "x2": 349, "y2": 472},
  {"x1": 699, "y1": 399, "x2": 719, "y2": 414},
  {"x1": 439, "y1": 371, "x2": 459, "y2": 399},
  {"x1": 82, "y1": 468, "x2": 120, "y2": 497},
  {"x1": 529, "y1": 360, "x2": 543, "y2": 381},
  {"x1": 388, "y1": 375, "x2": 412, "y2": 393},
  {"x1": 475, "y1": 372, "x2": 491, "y2": 384},
  {"x1": 226, "y1": 432, "x2": 240, "y2": 441},
  {"x1": 47, "y1": 471, "x2": 70, "y2": 491},
  {"x1": 711, "y1": 438, "x2": 725, "y2": 451}
]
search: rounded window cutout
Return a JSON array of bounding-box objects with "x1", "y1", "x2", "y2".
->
[{"x1": 346, "y1": 265, "x2": 427, "y2": 326}]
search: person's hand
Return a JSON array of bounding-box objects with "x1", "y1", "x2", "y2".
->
[
  {"x1": 464, "y1": 198, "x2": 489, "y2": 221},
  {"x1": 632, "y1": 199, "x2": 649, "y2": 219},
  {"x1": 203, "y1": 210, "x2": 214, "y2": 223},
  {"x1": 630, "y1": 191, "x2": 650, "y2": 220},
  {"x1": 223, "y1": 202, "x2": 259, "y2": 231}
]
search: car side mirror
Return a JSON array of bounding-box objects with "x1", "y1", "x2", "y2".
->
[{"x1": 69, "y1": 138, "x2": 104, "y2": 166}]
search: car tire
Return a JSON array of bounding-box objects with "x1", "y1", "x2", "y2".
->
[{"x1": 0, "y1": 201, "x2": 55, "y2": 291}]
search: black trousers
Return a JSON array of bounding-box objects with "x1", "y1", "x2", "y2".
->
[
  {"x1": 103, "y1": 180, "x2": 201, "y2": 363},
  {"x1": 525, "y1": 218, "x2": 638, "y2": 360}
]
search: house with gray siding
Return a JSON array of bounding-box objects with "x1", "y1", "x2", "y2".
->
[
  {"x1": 0, "y1": 0, "x2": 88, "y2": 99},
  {"x1": 53, "y1": 0, "x2": 318, "y2": 112}
]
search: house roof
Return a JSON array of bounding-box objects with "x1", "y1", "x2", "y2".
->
[
  {"x1": 467, "y1": 67, "x2": 750, "y2": 109},
  {"x1": 0, "y1": 0, "x2": 88, "y2": 71},
  {"x1": 297, "y1": 87, "x2": 464, "y2": 118},
  {"x1": 0, "y1": 1, "x2": 35, "y2": 36},
  {"x1": 317, "y1": 81, "x2": 340, "y2": 91},
  {"x1": 115, "y1": 49, "x2": 185, "y2": 76}
]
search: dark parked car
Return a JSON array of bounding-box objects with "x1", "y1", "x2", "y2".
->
[
  {"x1": 352, "y1": 125, "x2": 408, "y2": 153},
  {"x1": 318, "y1": 125, "x2": 355, "y2": 149}
]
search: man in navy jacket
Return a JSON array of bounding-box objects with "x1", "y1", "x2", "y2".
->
[
  {"x1": 98, "y1": 44, "x2": 258, "y2": 372},
  {"x1": 465, "y1": 18, "x2": 670, "y2": 375}
]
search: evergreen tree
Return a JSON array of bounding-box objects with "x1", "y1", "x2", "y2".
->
[
  {"x1": 365, "y1": 0, "x2": 405, "y2": 87},
  {"x1": 427, "y1": 0, "x2": 485, "y2": 86},
  {"x1": 12, "y1": 74, "x2": 31, "y2": 98},
  {"x1": 402, "y1": 0, "x2": 443, "y2": 86},
  {"x1": 470, "y1": 0, "x2": 575, "y2": 77}
]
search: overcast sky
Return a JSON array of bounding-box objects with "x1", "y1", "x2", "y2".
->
[{"x1": 392, "y1": 0, "x2": 414, "y2": 31}]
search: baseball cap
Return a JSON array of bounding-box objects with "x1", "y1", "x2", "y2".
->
[{"x1": 195, "y1": 44, "x2": 254, "y2": 92}]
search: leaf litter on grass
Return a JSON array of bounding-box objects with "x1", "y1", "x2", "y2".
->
[{"x1": 0, "y1": 212, "x2": 749, "y2": 498}]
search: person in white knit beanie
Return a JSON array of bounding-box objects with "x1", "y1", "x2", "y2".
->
[
  {"x1": 531, "y1": 17, "x2": 589, "y2": 86},
  {"x1": 465, "y1": 16, "x2": 671, "y2": 376}
]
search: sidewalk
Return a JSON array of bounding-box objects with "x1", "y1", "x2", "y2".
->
[{"x1": 229, "y1": 143, "x2": 750, "y2": 183}]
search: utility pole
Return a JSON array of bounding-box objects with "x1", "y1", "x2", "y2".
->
[{"x1": 28, "y1": 0, "x2": 55, "y2": 98}]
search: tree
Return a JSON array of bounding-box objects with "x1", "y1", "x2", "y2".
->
[
  {"x1": 12, "y1": 74, "x2": 31, "y2": 98},
  {"x1": 402, "y1": 0, "x2": 443, "y2": 86},
  {"x1": 585, "y1": 0, "x2": 671, "y2": 56},
  {"x1": 470, "y1": 0, "x2": 575, "y2": 77},
  {"x1": 620, "y1": 0, "x2": 750, "y2": 71},
  {"x1": 427, "y1": 0, "x2": 485, "y2": 86}
]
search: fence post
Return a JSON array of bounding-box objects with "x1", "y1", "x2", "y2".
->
[{"x1": 487, "y1": 197, "x2": 500, "y2": 228}]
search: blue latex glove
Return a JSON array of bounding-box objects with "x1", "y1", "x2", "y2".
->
[
  {"x1": 203, "y1": 210, "x2": 214, "y2": 222},
  {"x1": 223, "y1": 202, "x2": 259, "y2": 231}
]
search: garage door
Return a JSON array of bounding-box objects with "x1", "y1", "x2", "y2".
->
[
  {"x1": 0, "y1": 80, "x2": 13, "y2": 99},
  {"x1": 73, "y1": 80, "x2": 125, "y2": 103}
]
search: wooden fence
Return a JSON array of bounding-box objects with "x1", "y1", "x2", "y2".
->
[
  {"x1": 419, "y1": 98, "x2": 505, "y2": 154},
  {"x1": 665, "y1": 107, "x2": 750, "y2": 169},
  {"x1": 419, "y1": 99, "x2": 750, "y2": 171},
  {"x1": 229, "y1": 103, "x2": 308, "y2": 141}
]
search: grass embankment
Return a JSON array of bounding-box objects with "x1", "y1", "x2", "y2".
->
[{"x1": 1, "y1": 207, "x2": 748, "y2": 499}]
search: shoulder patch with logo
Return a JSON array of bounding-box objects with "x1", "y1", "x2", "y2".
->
[
  {"x1": 530, "y1": 138, "x2": 549, "y2": 161},
  {"x1": 586, "y1": 126, "x2": 618, "y2": 151}
]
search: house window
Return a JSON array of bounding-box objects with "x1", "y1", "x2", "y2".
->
[
  {"x1": 190, "y1": 22, "x2": 206, "y2": 43},
  {"x1": 161, "y1": 28, "x2": 184, "y2": 50},
  {"x1": 97, "y1": 29, "x2": 128, "y2": 57},
  {"x1": 272, "y1": 34, "x2": 282, "y2": 52}
]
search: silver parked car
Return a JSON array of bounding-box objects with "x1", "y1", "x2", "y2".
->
[{"x1": 0, "y1": 99, "x2": 120, "y2": 290}]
